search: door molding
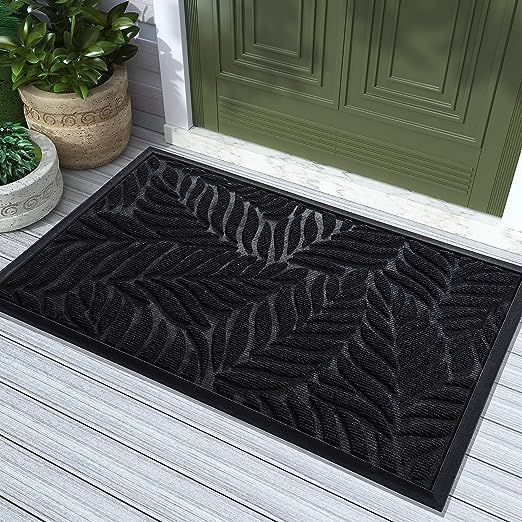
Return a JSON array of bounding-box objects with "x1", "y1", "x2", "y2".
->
[
  {"x1": 470, "y1": 1, "x2": 522, "y2": 215},
  {"x1": 486, "y1": 84, "x2": 522, "y2": 215},
  {"x1": 184, "y1": 0, "x2": 204, "y2": 126}
]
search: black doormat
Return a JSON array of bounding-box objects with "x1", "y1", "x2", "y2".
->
[{"x1": 1, "y1": 149, "x2": 521, "y2": 510}]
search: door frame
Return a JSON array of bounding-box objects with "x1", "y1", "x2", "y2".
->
[
  {"x1": 154, "y1": 0, "x2": 522, "y2": 225},
  {"x1": 154, "y1": 0, "x2": 194, "y2": 130}
]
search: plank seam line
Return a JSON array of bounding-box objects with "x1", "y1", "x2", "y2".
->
[
  {"x1": 448, "y1": 496, "x2": 509, "y2": 522},
  {"x1": 0, "y1": 379, "x2": 280, "y2": 522},
  {"x1": 0, "y1": 433, "x2": 162, "y2": 522},
  {"x1": 482, "y1": 416, "x2": 522, "y2": 436},
  {"x1": 0, "y1": 493, "x2": 46, "y2": 522},
  {"x1": 468, "y1": 454, "x2": 522, "y2": 480}
]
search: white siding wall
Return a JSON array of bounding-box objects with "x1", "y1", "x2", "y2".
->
[{"x1": 100, "y1": 0, "x2": 165, "y2": 133}]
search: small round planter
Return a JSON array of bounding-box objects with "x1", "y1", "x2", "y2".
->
[
  {"x1": 18, "y1": 65, "x2": 131, "y2": 170},
  {"x1": 0, "y1": 131, "x2": 63, "y2": 233}
]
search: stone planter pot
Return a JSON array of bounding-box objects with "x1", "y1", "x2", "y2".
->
[
  {"x1": 0, "y1": 131, "x2": 62, "y2": 232},
  {"x1": 19, "y1": 65, "x2": 131, "y2": 169}
]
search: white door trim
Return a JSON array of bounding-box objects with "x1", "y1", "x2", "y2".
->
[{"x1": 153, "y1": 0, "x2": 193, "y2": 131}]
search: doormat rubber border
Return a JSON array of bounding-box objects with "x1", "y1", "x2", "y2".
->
[{"x1": 1, "y1": 147, "x2": 521, "y2": 511}]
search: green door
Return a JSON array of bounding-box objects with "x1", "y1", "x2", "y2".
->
[{"x1": 185, "y1": 0, "x2": 522, "y2": 216}]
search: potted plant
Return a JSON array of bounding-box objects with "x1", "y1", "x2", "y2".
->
[
  {"x1": 0, "y1": 0, "x2": 140, "y2": 169},
  {"x1": 0, "y1": 122, "x2": 62, "y2": 232}
]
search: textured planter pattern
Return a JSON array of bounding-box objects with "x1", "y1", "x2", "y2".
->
[
  {"x1": 19, "y1": 66, "x2": 131, "y2": 169},
  {"x1": 0, "y1": 131, "x2": 62, "y2": 232}
]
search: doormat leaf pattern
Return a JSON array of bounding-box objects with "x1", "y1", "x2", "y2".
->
[{"x1": 1, "y1": 149, "x2": 521, "y2": 510}]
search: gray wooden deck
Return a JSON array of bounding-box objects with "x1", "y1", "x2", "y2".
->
[{"x1": 1, "y1": 127, "x2": 521, "y2": 521}]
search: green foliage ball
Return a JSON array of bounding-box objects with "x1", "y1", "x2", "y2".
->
[{"x1": 0, "y1": 121, "x2": 39, "y2": 185}]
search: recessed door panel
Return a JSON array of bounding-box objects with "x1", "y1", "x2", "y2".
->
[
  {"x1": 387, "y1": 0, "x2": 460, "y2": 91},
  {"x1": 341, "y1": 0, "x2": 515, "y2": 144},
  {"x1": 249, "y1": 0, "x2": 302, "y2": 57},
  {"x1": 216, "y1": 0, "x2": 346, "y2": 106}
]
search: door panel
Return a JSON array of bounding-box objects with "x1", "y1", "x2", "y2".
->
[
  {"x1": 187, "y1": 0, "x2": 522, "y2": 215},
  {"x1": 341, "y1": 0, "x2": 515, "y2": 144},
  {"x1": 385, "y1": 0, "x2": 461, "y2": 92},
  {"x1": 371, "y1": 0, "x2": 476, "y2": 110},
  {"x1": 217, "y1": 0, "x2": 346, "y2": 106}
]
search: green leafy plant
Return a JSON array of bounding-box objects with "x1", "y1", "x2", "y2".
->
[
  {"x1": 0, "y1": 122, "x2": 40, "y2": 185},
  {"x1": 0, "y1": 0, "x2": 139, "y2": 99}
]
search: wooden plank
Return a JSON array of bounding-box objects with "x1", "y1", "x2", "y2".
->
[
  {"x1": 133, "y1": 109, "x2": 166, "y2": 134},
  {"x1": 0, "y1": 323, "x2": 513, "y2": 522},
  {"x1": 452, "y1": 459, "x2": 522, "y2": 522},
  {"x1": 0, "y1": 437, "x2": 156, "y2": 522},
  {"x1": 128, "y1": 66, "x2": 163, "y2": 90},
  {"x1": 129, "y1": 82, "x2": 165, "y2": 117},
  {"x1": 484, "y1": 385, "x2": 522, "y2": 433},
  {"x1": 500, "y1": 352, "x2": 522, "y2": 390},
  {"x1": 470, "y1": 418, "x2": 522, "y2": 477},
  {"x1": 0, "y1": 383, "x2": 268, "y2": 522},
  {"x1": 0, "y1": 496, "x2": 44, "y2": 522},
  {"x1": 128, "y1": 38, "x2": 162, "y2": 73}
]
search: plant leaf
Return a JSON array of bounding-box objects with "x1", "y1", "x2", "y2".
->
[
  {"x1": 79, "y1": 83, "x2": 89, "y2": 99},
  {"x1": 11, "y1": 75, "x2": 29, "y2": 90},
  {"x1": 53, "y1": 82, "x2": 70, "y2": 92},
  {"x1": 107, "y1": 1, "x2": 129, "y2": 23},
  {"x1": 81, "y1": 26, "x2": 101, "y2": 49},
  {"x1": 90, "y1": 57, "x2": 108, "y2": 71},
  {"x1": 11, "y1": 60, "x2": 24, "y2": 76},
  {"x1": 84, "y1": 45, "x2": 104, "y2": 57},
  {"x1": 112, "y1": 16, "x2": 134, "y2": 30},
  {"x1": 82, "y1": 6, "x2": 107, "y2": 26},
  {"x1": 17, "y1": 14, "x2": 31, "y2": 43},
  {"x1": 0, "y1": 35, "x2": 19, "y2": 51},
  {"x1": 96, "y1": 40, "x2": 118, "y2": 54}
]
